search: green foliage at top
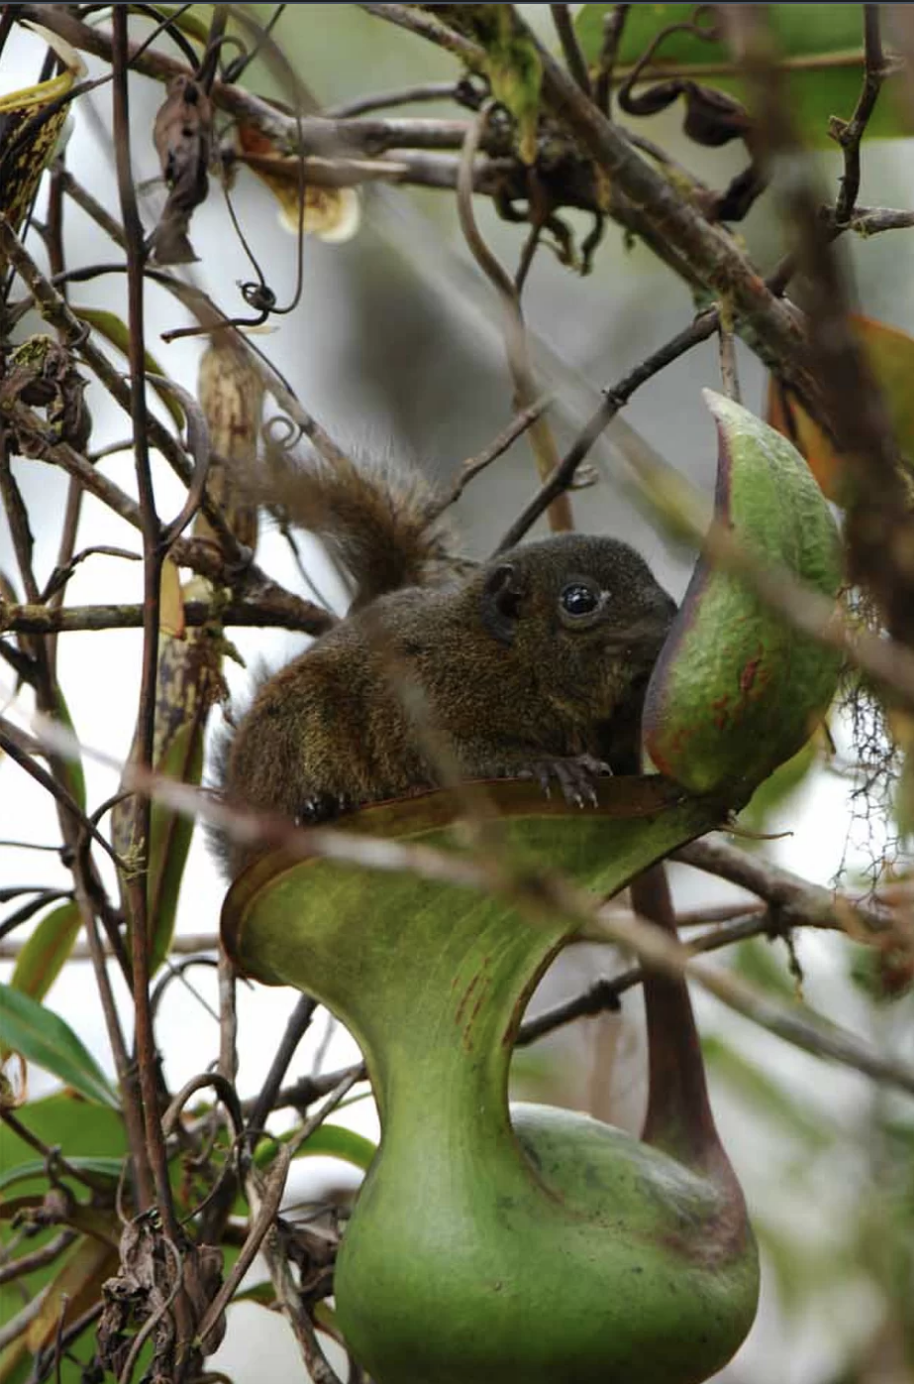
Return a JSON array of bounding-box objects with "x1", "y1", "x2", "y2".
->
[{"x1": 575, "y1": 4, "x2": 912, "y2": 147}]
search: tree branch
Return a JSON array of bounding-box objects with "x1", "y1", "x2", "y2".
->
[{"x1": 832, "y1": 6, "x2": 889, "y2": 224}]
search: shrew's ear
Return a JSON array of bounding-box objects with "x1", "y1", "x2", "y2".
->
[{"x1": 481, "y1": 563, "x2": 524, "y2": 645}]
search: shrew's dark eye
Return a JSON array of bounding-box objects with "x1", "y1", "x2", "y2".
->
[{"x1": 560, "y1": 583, "x2": 600, "y2": 617}]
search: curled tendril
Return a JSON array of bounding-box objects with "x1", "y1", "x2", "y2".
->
[
  {"x1": 263, "y1": 414, "x2": 302, "y2": 452},
  {"x1": 241, "y1": 281, "x2": 277, "y2": 313},
  {"x1": 620, "y1": 3, "x2": 723, "y2": 106}
]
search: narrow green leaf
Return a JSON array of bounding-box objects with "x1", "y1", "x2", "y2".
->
[
  {"x1": 70, "y1": 307, "x2": 184, "y2": 426},
  {"x1": 0, "y1": 985, "x2": 118, "y2": 1108},
  {"x1": 114, "y1": 611, "x2": 221, "y2": 973},
  {"x1": 0, "y1": 1092, "x2": 127, "y2": 1169},
  {"x1": 130, "y1": 3, "x2": 212, "y2": 48},
  {"x1": 254, "y1": 1121, "x2": 377, "y2": 1173},
  {"x1": 49, "y1": 687, "x2": 85, "y2": 813},
  {"x1": 0, "y1": 1156, "x2": 123, "y2": 1193},
  {"x1": 146, "y1": 720, "x2": 204, "y2": 973},
  {"x1": 10, "y1": 902, "x2": 81, "y2": 1003}
]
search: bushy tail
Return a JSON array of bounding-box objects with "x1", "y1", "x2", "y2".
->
[{"x1": 262, "y1": 449, "x2": 460, "y2": 609}]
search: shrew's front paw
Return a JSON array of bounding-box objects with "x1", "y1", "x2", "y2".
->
[
  {"x1": 520, "y1": 754, "x2": 611, "y2": 808},
  {"x1": 295, "y1": 791, "x2": 356, "y2": 826}
]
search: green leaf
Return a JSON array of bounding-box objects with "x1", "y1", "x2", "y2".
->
[
  {"x1": 131, "y1": 3, "x2": 212, "y2": 48},
  {"x1": 146, "y1": 719, "x2": 204, "y2": 973},
  {"x1": 21, "y1": 1234, "x2": 118, "y2": 1357},
  {"x1": 70, "y1": 307, "x2": 184, "y2": 427},
  {"x1": 575, "y1": 4, "x2": 912, "y2": 147},
  {"x1": 49, "y1": 687, "x2": 85, "y2": 813},
  {"x1": 113, "y1": 610, "x2": 221, "y2": 973},
  {"x1": 0, "y1": 1092, "x2": 127, "y2": 1173},
  {"x1": 0, "y1": 985, "x2": 118, "y2": 1108},
  {"x1": 254, "y1": 1120, "x2": 376, "y2": 1173},
  {"x1": 644, "y1": 391, "x2": 843, "y2": 795},
  {"x1": 0, "y1": 1156, "x2": 123, "y2": 1194},
  {"x1": 10, "y1": 902, "x2": 81, "y2": 1003}
]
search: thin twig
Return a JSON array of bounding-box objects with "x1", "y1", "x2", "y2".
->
[
  {"x1": 724, "y1": 5, "x2": 914, "y2": 651},
  {"x1": 247, "y1": 995, "x2": 318, "y2": 1148},
  {"x1": 0, "y1": 720, "x2": 122, "y2": 867},
  {"x1": 326, "y1": 80, "x2": 465, "y2": 118},
  {"x1": 0, "y1": 403, "x2": 331, "y2": 636},
  {"x1": 595, "y1": 4, "x2": 631, "y2": 115},
  {"x1": 497, "y1": 308, "x2": 719, "y2": 550},
  {"x1": 833, "y1": 6, "x2": 888, "y2": 224},
  {"x1": 518, "y1": 13, "x2": 824, "y2": 414},
  {"x1": 675, "y1": 835, "x2": 896, "y2": 939},
  {"x1": 0, "y1": 1231, "x2": 76, "y2": 1288},
  {"x1": 355, "y1": 3, "x2": 484, "y2": 67},
  {"x1": 457, "y1": 103, "x2": 573, "y2": 531},
  {"x1": 0, "y1": 216, "x2": 244, "y2": 561},
  {"x1": 520, "y1": 910, "x2": 775, "y2": 1046},
  {"x1": 162, "y1": 1073, "x2": 244, "y2": 1142},
  {"x1": 1, "y1": 596, "x2": 335, "y2": 636},
  {"x1": 194, "y1": 1072, "x2": 358, "y2": 1353},
  {"x1": 0, "y1": 1109, "x2": 114, "y2": 1196},
  {"x1": 256, "y1": 1074, "x2": 361, "y2": 1384},
  {"x1": 0, "y1": 1288, "x2": 48, "y2": 1352},
  {"x1": 58, "y1": 168, "x2": 357, "y2": 481},
  {"x1": 833, "y1": 205, "x2": 914, "y2": 235},
  {"x1": 111, "y1": 6, "x2": 181, "y2": 1256},
  {"x1": 433, "y1": 396, "x2": 552, "y2": 515}
]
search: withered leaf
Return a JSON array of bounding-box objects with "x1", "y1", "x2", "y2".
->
[
  {"x1": 620, "y1": 77, "x2": 752, "y2": 148},
  {"x1": 1, "y1": 335, "x2": 91, "y2": 453},
  {"x1": 149, "y1": 75, "x2": 212, "y2": 266},
  {"x1": 681, "y1": 83, "x2": 753, "y2": 149}
]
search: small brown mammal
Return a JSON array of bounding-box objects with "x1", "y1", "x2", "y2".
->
[{"x1": 212, "y1": 457, "x2": 676, "y2": 877}]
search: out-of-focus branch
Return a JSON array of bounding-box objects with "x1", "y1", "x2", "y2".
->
[
  {"x1": 1, "y1": 596, "x2": 330, "y2": 635},
  {"x1": 724, "y1": 6, "x2": 914, "y2": 651},
  {"x1": 551, "y1": 4, "x2": 592, "y2": 97},
  {"x1": 497, "y1": 309, "x2": 719, "y2": 550},
  {"x1": 456, "y1": 103, "x2": 572, "y2": 531},
  {"x1": 821, "y1": 204, "x2": 914, "y2": 236},
  {"x1": 675, "y1": 835, "x2": 899, "y2": 941},
  {"x1": 15, "y1": 706, "x2": 914, "y2": 1097}
]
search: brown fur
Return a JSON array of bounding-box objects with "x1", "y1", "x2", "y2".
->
[{"x1": 213, "y1": 468, "x2": 676, "y2": 877}]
